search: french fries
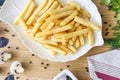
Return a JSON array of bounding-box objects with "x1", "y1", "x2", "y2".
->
[
  {"x1": 60, "y1": 10, "x2": 78, "y2": 26},
  {"x1": 59, "y1": 45, "x2": 73, "y2": 54},
  {"x1": 60, "y1": 28, "x2": 89, "y2": 39},
  {"x1": 24, "y1": 1, "x2": 35, "y2": 22},
  {"x1": 68, "y1": 45, "x2": 77, "y2": 53},
  {"x1": 37, "y1": 0, "x2": 55, "y2": 17},
  {"x1": 75, "y1": 37, "x2": 80, "y2": 48},
  {"x1": 79, "y1": 35, "x2": 85, "y2": 46},
  {"x1": 68, "y1": 1, "x2": 81, "y2": 11},
  {"x1": 52, "y1": 50, "x2": 57, "y2": 55},
  {"x1": 37, "y1": 1, "x2": 59, "y2": 23},
  {"x1": 19, "y1": 19, "x2": 28, "y2": 30},
  {"x1": 36, "y1": 25, "x2": 72, "y2": 37},
  {"x1": 46, "y1": 10, "x2": 74, "y2": 22},
  {"x1": 88, "y1": 28, "x2": 95, "y2": 45},
  {"x1": 51, "y1": 38, "x2": 68, "y2": 42},
  {"x1": 68, "y1": 1, "x2": 90, "y2": 19},
  {"x1": 74, "y1": 16, "x2": 100, "y2": 30},
  {"x1": 50, "y1": 6, "x2": 75, "y2": 15},
  {"x1": 43, "y1": 44, "x2": 66, "y2": 55},
  {"x1": 14, "y1": 0, "x2": 100, "y2": 56},
  {"x1": 14, "y1": 0, "x2": 33, "y2": 24},
  {"x1": 40, "y1": 21, "x2": 50, "y2": 30},
  {"x1": 44, "y1": 22, "x2": 55, "y2": 31},
  {"x1": 69, "y1": 39, "x2": 74, "y2": 45},
  {"x1": 35, "y1": 38, "x2": 58, "y2": 46},
  {"x1": 26, "y1": 0, "x2": 48, "y2": 25}
]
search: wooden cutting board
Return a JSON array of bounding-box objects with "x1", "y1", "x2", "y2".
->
[{"x1": 0, "y1": 0, "x2": 115, "y2": 80}]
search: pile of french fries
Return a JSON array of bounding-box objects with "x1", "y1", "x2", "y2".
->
[{"x1": 13, "y1": 0, "x2": 100, "y2": 55}]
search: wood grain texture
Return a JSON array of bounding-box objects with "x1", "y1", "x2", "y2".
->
[{"x1": 0, "y1": 0, "x2": 114, "y2": 80}]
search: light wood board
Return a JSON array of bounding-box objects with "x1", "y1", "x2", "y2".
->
[{"x1": 0, "y1": 0, "x2": 115, "y2": 80}]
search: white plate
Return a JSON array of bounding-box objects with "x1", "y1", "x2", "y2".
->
[{"x1": 0, "y1": 0, "x2": 104, "y2": 62}]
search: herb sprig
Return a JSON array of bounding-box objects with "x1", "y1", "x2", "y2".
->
[{"x1": 100, "y1": 0, "x2": 120, "y2": 49}]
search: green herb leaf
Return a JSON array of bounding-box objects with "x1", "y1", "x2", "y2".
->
[
  {"x1": 117, "y1": 13, "x2": 120, "y2": 20},
  {"x1": 100, "y1": 0, "x2": 111, "y2": 5},
  {"x1": 112, "y1": 25, "x2": 120, "y2": 30},
  {"x1": 100, "y1": 0, "x2": 120, "y2": 49}
]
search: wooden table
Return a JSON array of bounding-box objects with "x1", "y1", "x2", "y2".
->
[{"x1": 0, "y1": 0, "x2": 115, "y2": 80}]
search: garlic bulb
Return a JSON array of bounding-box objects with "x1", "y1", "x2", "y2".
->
[
  {"x1": 10, "y1": 61, "x2": 24, "y2": 75},
  {"x1": 0, "y1": 51, "x2": 11, "y2": 64}
]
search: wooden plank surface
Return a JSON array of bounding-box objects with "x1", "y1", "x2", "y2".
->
[{"x1": 0, "y1": 0, "x2": 115, "y2": 80}]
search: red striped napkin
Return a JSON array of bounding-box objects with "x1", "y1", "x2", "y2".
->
[{"x1": 88, "y1": 49, "x2": 120, "y2": 80}]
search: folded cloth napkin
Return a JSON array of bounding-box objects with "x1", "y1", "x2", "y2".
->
[{"x1": 88, "y1": 49, "x2": 120, "y2": 80}]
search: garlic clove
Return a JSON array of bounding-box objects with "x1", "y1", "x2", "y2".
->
[
  {"x1": 10, "y1": 61, "x2": 24, "y2": 75},
  {"x1": 0, "y1": 51, "x2": 12, "y2": 64}
]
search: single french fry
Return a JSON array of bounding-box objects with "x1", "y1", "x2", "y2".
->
[
  {"x1": 45, "y1": 22, "x2": 55, "y2": 31},
  {"x1": 73, "y1": 25, "x2": 84, "y2": 46},
  {"x1": 54, "y1": 20, "x2": 74, "y2": 29},
  {"x1": 56, "y1": 5, "x2": 61, "y2": 9},
  {"x1": 26, "y1": 0, "x2": 48, "y2": 25},
  {"x1": 50, "y1": 6, "x2": 75, "y2": 15},
  {"x1": 37, "y1": 1, "x2": 59, "y2": 23},
  {"x1": 69, "y1": 39, "x2": 74, "y2": 45},
  {"x1": 57, "y1": 0, "x2": 65, "y2": 7},
  {"x1": 62, "y1": 42, "x2": 68, "y2": 47},
  {"x1": 82, "y1": 15, "x2": 90, "y2": 20},
  {"x1": 68, "y1": 45, "x2": 77, "y2": 53},
  {"x1": 72, "y1": 37, "x2": 77, "y2": 42},
  {"x1": 79, "y1": 35, "x2": 85, "y2": 46},
  {"x1": 52, "y1": 50, "x2": 57, "y2": 55},
  {"x1": 59, "y1": 45, "x2": 73, "y2": 54},
  {"x1": 31, "y1": 23, "x2": 42, "y2": 36},
  {"x1": 74, "y1": 16, "x2": 100, "y2": 30},
  {"x1": 19, "y1": 19, "x2": 28, "y2": 30},
  {"x1": 68, "y1": 1, "x2": 81, "y2": 11},
  {"x1": 55, "y1": 19, "x2": 62, "y2": 26},
  {"x1": 75, "y1": 37, "x2": 80, "y2": 48},
  {"x1": 60, "y1": 10, "x2": 78, "y2": 26},
  {"x1": 40, "y1": 36, "x2": 47, "y2": 40},
  {"x1": 36, "y1": 25, "x2": 72, "y2": 37},
  {"x1": 43, "y1": 44, "x2": 66, "y2": 55},
  {"x1": 88, "y1": 28, "x2": 95, "y2": 45},
  {"x1": 53, "y1": 32, "x2": 67, "y2": 36},
  {"x1": 69, "y1": 21, "x2": 75, "y2": 25},
  {"x1": 68, "y1": 1, "x2": 90, "y2": 18},
  {"x1": 14, "y1": 0, "x2": 33, "y2": 24},
  {"x1": 46, "y1": 10, "x2": 74, "y2": 22},
  {"x1": 28, "y1": 25, "x2": 34, "y2": 29},
  {"x1": 40, "y1": 21, "x2": 50, "y2": 30},
  {"x1": 75, "y1": 22, "x2": 80, "y2": 27},
  {"x1": 24, "y1": 1, "x2": 35, "y2": 22},
  {"x1": 68, "y1": 23, "x2": 79, "y2": 32},
  {"x1": 60, "y1": 28, "x2": 89, "y2": 39},
  {"x1": 32, "y1": 1, "x2": 58, "y2": 35},
  {"x1": 35, "y1": 38, "x2": 58, "y2": 46},
  {"x1": 51, "y1": 38, "x2": 68, "y2": 42},
  {"x1": 76, "y1": 25, "x2": 83, "y2": 30},
  {"x1": 81, "y1": 9, "x2": 90, "y2": 20},
  {"x1": 78, "y1": 13, "x2": 82, "y2": 17},
  {"x1": 69, "y1": 23, "x2": 80, "y2": 40},
  {"x1": 37, "y1": 0, "x2": 55, "y2": 17},
  {"x1": 25, "y1": 32, "x2": 35, "y2": 40},
  {"x1": 51, "y1": 32, "x2": 67, "y2": 39},
  {"x1": 26, "y1": 29, "x2": 32, "y2": 34},
  {"x1": 83, "y1": 34, "x2": 88, "y2": 38}
]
